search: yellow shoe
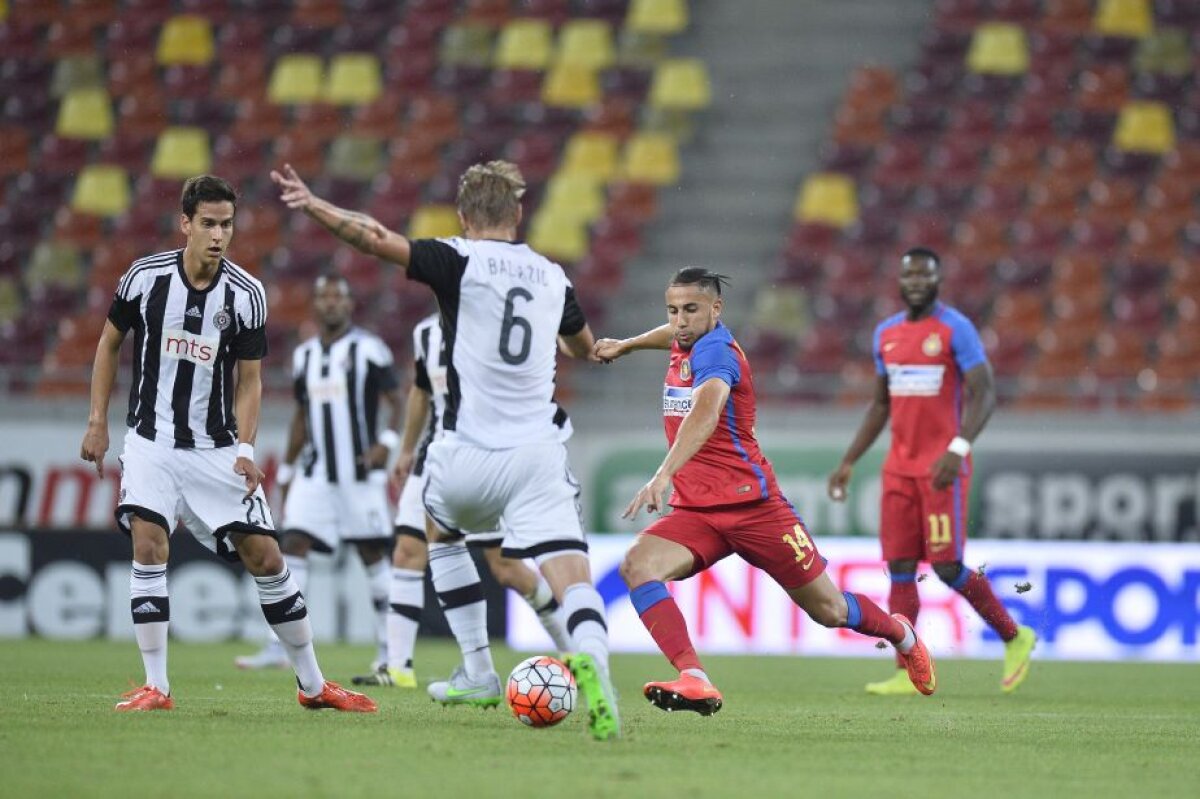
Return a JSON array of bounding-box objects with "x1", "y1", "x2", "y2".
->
[
  {"x1": 865, "y1": 669, "x2": 919, "y2": 696},
  {"x1": 351, "y1": 665, "x2": 417, "y2": 688},
  {"x1": 1002, "y1": 625, "x2": 1036, "y2": 693}
]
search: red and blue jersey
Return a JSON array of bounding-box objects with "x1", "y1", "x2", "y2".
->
[
  {"x1": 662, "y1": 322, "x2": 780, "y2": 509},
  {"x1": 873, "y1": 302, "x2": 988, "y2": 477}
]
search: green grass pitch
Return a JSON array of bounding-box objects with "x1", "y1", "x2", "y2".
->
[{"x1": 1, "y1": 639, "x2": 1197, "y2": 798}]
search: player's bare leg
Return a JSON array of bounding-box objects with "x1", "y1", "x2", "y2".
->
[
  {"x1": 620, "y1": 534, "x2": 723, "y2": 715},
  {"x1": 482, "y1": 546, "x2": 571, "y2": 652},
  {"x1": 355, "y1": 540, "x2": 394, "y2": 672},
  {"x1": 233, "y1": 532, "x2": 375, "y2": 712},
  {"x1": 354, "y1": 529, "x2": 425, "y2": 688},
  {"x1": 787, "y1": 572, "x2": 936, "y2": 696},
  {"x1": 117, "y1": 517, "x2": 174, "y2": 711},
  {"x1": 539, "y1": 552, "x2": 620, "y2": 740},
  {"x1": 933, "y1": 561, "x2": 1035, "y2": 692},
  {"x1": 865, "y1": 558, "x2": 922, "y2": 695},
  {"x1": 235, "y1": 531, "x2": 311, "y2": 670}
]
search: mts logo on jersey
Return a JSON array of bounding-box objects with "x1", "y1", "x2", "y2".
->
[
  {"x1": 161, "y1": 329, "x2": 219, "y2": 369},
  {"x1": 886, "y1": 364, "x2": 945, "y2": 396},
  {"x1": 663, "y1": 385, "x2": 693, "y2": 417}
]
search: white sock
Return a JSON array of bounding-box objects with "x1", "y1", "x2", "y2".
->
[
  {"x1": 366, "y1": 558, "x2": 390, "y2": 662},
  {"x1": 562, "y1": 583, "x2": 610, "y2": 673},
  {"x1": 254, "y1": 568, "x2": 325, "y2": 697},
  {"x1": 523, "y1": 575, "x2": 570, "y2": 652},
  {"x1": 256, "y1": 554, "x2": 309, "y2": 650},
  {"x1": 896, "y1": 619, "x2": 916, "y2": 655},
  {"x1": 130, "y1": 561, "x2": 169, "y2": 695},
  {"x1": 388, "y1": 567, "x2": 424, "y2": 671},
  {"x1": 428, "y1": 542, "x2": 493, "y2": 679}
]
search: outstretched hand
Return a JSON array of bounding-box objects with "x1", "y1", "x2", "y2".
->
[
  {"x1": 623, "y1": 473, "x2": 672, "y2": 520},
  {"x1": 592, "y1": 338, "x2": 626, "y2": 363},
  {"x1": 270, "y1": 163, "x2": 315, "y2": 211}
]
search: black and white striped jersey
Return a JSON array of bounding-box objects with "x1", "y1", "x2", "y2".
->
[
  {"x1": 406, "y1": 237, "x2": 586, "y2": 449},
  {"x1": 410, "y1": 313, "x2": 446, "y2": 477},
  {"x1": 293, "y1": 327, "x2": 400, "y2": 484},
  {"x1": 107, "y1": 249, "x2": 268, "y2": 449}
]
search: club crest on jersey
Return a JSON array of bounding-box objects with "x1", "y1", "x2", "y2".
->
[
  {"x1": 680, "y1": 359, "x2": 691, "y2": 381},
  {"x1": 922, "y1": 333, "x2": 943, "y2": 357},
  {"x1": 212, "y1": 307, "x2": 232, "y2": 331}
]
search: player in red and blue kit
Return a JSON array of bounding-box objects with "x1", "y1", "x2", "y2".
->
[
  {"x1": 594, "y1": 268, "x2": 938, "y2": 715},
  {"x1": 828, "y1": 248, "x2": 1036, "y2": 695}
]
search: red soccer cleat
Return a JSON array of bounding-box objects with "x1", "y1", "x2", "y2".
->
[
  {"x1": 115, "y1": 685, "x2": 174, "y2": 711},
  {"x1": 297, "y1": 681, "x2": 378, "y2": 713},
  {"x1": 643, "y1": 674, "x2": 723, "y2": 716},
  {"x1": 893, "y1": 614, "x2": 937, "y2": 696}
]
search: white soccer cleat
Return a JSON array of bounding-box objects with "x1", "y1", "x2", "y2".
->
[
  {"x1": 234, "y1": 641, "x2": 290, "y2": 670},
  {"x1": 427, "y1": 665, "x2": 502, "y2": 707}
]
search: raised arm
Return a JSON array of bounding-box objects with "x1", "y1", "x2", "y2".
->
[
  {"x1": 271, "y1": 164, "x2": 413, "y2": 266},
  {"x1": 79, "y1": 320, "x2": 127, "y2": 477},
  {"x1": 560, "y1": 324, "x2": 597, "y2": 360},
  {"x1": 827, "y1": 374, "x2": 891, "y2": 501},
  {"x1": 593, "y1": 322, "x2": 674, "y2": 362}
]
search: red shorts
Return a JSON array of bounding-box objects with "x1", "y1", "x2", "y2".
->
[
  {"x1": 880, "y1": 470, "x2": 971, "y2": 564},
  {"x1": 642, "y1": 496, "x2": 826, "y2": 590}
]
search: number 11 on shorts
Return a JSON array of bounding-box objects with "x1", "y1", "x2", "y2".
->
[{"x1": 927, "y1": 513, "x2": 951, "y2": 546}]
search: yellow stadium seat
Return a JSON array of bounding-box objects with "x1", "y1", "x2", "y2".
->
[
  {"x1": 327, "y1": 135, "x2": 383, "y2": 181},
  {"x1": 794, "y1": 172, "x2": 858, "y2": 227},
  {"x1": 618, "y1": 132, "x2": 679, "y2": 185},
  {"x1": 965, "y1": 22, "x2": 1029, "y2": 75},
  {"x1": 626, "y1": 0, "x2": 688, "y2": 35},
  {"x1": 1095, "y1": 0, "x2": 1153, "y2": 38},
  {"x1": 556, "y1": 19, "x2": 614, "y2": 70},
  {"x1": 55, "y1": 87, "x2": 113, "y2": 140},
  {"x1": 324, "y1": 53, "x2": 383, "y2": 105},
  {"x1": 25, "y1": 242, "x2": 83, "y2": 290},
  {"x1": 528, "y1": 211, "x2": 589, "y2": 263},
  {"x1": 542, "y1": 63, "x2": 601, "y2": 108},
  {"x1": 409, "y1": 205, "x2": 461, "y2": 240},
  {"x1": 0, "y1": 0, "x2": 7, "y2": 22},
  {"x1": 50, "y1": 55, "x2": 104, "y2": 98},
  {"x1": 151, "y1": 127, "x2": 211, "y2": 179},
  {"x1": 440, "y1": 24, "x2": 495, "y2": 67},
  {"x1": 156, "y1": 15, "x2": 215, "y2": 66},
  {"x1": 0, "y1": 278, "x2": 19, "y2": 326},
  {"x1": 1113, "y1": 101, "x2": 1175, "y2": 154},
  {"x1": 268, "y1": 54, "x2": 324, "y2": 105},
  {"x1": 495, "y1": 18, "x2": 553, "y2": 70},
  {"x1": 561, "y1": 132, "x2": 619, "y2": 182},
  {"x1": 542, "y1": 173, "x2": 606, "y2": 224},
  {"x1": 649, "y1": 58, "x2": 711, "y2": 111},
  {"x1": 71, "y1": 165, "x2": 131, "y2": 218}
]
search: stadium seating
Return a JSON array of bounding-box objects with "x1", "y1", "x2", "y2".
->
[{"x1": 756, "y1": 0, "x2": 1200, "y2": 409}]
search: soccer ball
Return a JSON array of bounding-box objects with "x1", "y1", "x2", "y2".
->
[{"x1": 506, "y1": 655, "x2": 577, "y2": 728}]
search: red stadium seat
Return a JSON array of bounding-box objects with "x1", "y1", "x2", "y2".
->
[
  {"x1": 271, "y1": 131, "x2": 325, "y2": 177},
  {"x1": 1075, "y1": 64, "x2": 1129, "y2": 114},
  {"x1": 291, "y1": 0, "x2": 344, "y2": 28}
]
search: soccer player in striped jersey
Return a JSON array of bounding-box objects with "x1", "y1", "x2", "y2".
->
[
  {"x1": 273, "y1": 160, "x2": 620, "y2": 741},
  {"x1": 352, "y1": 311, "x2": 570, "y2": 688},
  {"x1": 235, "y1": 273, "x2": 403, "y2": 675},
  {"x1": 80, "y1": 175, "x2": 374, "y2": 713},
  {"x1": 594, "y1": 268, "x2": 937, "y2": 715},
  {"x1": 827, "y1": 247, "x2": 1036, "y2": 695}
]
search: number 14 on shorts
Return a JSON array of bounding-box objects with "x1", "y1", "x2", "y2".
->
[{"x1": 782, "y1": 524, "x2": 817, "y2": 570}]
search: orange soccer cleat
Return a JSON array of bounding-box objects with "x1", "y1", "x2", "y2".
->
[
  {"x1": 115, "y1": 685, "x2": 174, "y2": 711},
  {"x1": 297, "y1": 681, "x2": 378, "y2": 713},
  {"x1": 893, "y1": 614, "x2": 937, "y2": 695},
  {"x1": 643, "y1": 673, "x2": 723, "y2": 716}
]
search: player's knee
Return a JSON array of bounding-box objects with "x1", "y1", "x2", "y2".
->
[
  {"x1": 619, "y1": 553, "x2": 659, "y2": 588},
  {"x1": 278, "y1": 532, "x2": 310, "y2": 557},
  {"x1": 888, "y1": 559, "x2": 919, "y2": 577},
  {"x1": 933, "y1": 561, "x2": 964, "y2": 585},
  {"x1": 240, "y1": 541, "x2": 285, "y2": 576},
  {"x1": 809, "y1": 596, "x2": 848, "y2": 628},
  {"x1": 392, "y1": 533, "x2": 427, "y2": 570}
]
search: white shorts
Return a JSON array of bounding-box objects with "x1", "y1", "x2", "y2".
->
[
  {"x1": 116, "y1": 430, "x2": 275, "y2": 562},
  {"x1": 422, "y1": 437, "x2": 585, "y2": 563},
  {"x1": 282, "y1": 471, "x2": 392, "y2": 552},
  {"x1": 396, "y1": 465, "x2": 505, "y2": 548}
]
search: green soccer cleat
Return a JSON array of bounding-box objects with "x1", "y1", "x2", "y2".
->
[
  {"x1": 426, "y1": 666, "x2": 502, "y2": 708},
  {"x1": 352, "y1": 664, "x2": 417, "y2": 689},
  {"x1": 564, "y1": 653, "x2": 621, "y2": 741},
  {"x1": 1002, "y1": 625, "x2": 1037, "y2": 693},
  {"x1": 865, "y1": 669, "x2": 920, "y2": 696}
]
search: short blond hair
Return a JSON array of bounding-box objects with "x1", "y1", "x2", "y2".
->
[{"x1": 456, "y1": 160, "x2": 526, "y2": 229}]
